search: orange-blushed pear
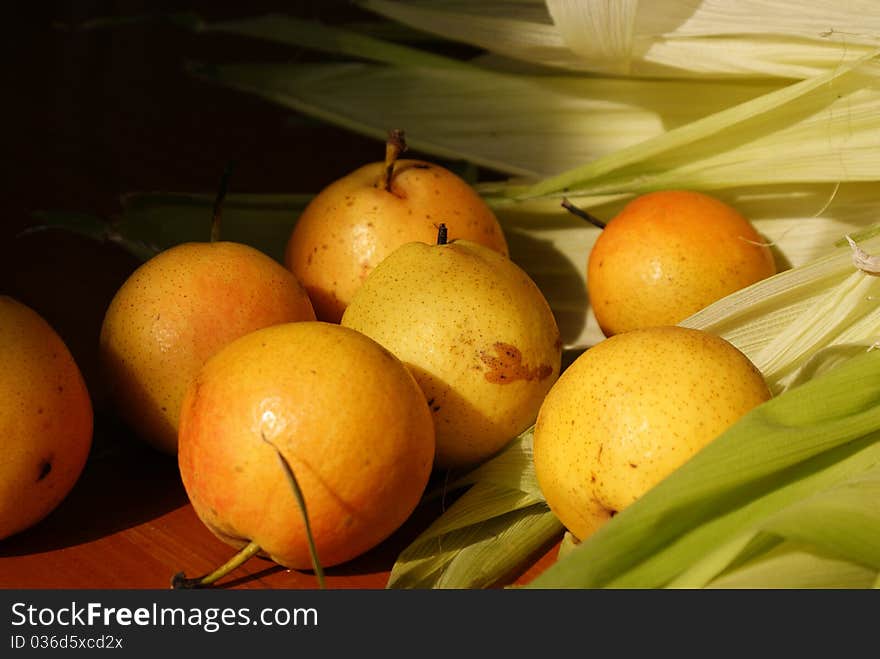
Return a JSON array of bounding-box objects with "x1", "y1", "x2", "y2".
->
[
  {"x1": 0, "y1": 296, "x2": 93, "y2": 540},
  {"x1": 99, "y1": 166, "x2": 316, "y2": 455},
  {"x1": 565, "y1": 190, "x2": 776, "y2": 337},
  {"x1": 342, "y1": 224, "x2": 561, "y2": 471},
  {"x1": 173, "y1": 321, "x2": 435, "y2": 587},
  {"x1": 285, "y1": 129, "x2": 508, "y2": 323}
]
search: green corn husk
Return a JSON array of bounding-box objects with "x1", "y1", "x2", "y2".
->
[
  {"x1": 387, "y1": 428, "x2": 563, "y2": 589},
  {"x1": 682, "y1": 229, "x2": 880, "y2": 394},
  {"x1": 113, "y1": 192, "x2": 311, "y2": 263},
  {"x1": 704, "y1": 542, "x2": 879, "y2": 589},
  {"x1": 186, "y1": 14, "x2": 880, "y2": 184},
  {"x1": 25, "y1": 193, "x2": 311, "y2": 265}
]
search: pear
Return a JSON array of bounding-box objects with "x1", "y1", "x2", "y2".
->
[
  {"x1": 174, "y1": 321, "x2": 435, "y2": 586},
  {"x1": 0, "y1": 296, "x2": 93, "y2": 540},
  {"x1": 285, "y1": 129, "x2": 509, "y2": 323},
  {"x1": 341, "y1": 226, "x2": 561, "y2": 470},
  {"x1": 533, "y1": 325, "x2": 771, "y2": 543},
  {"x1": 99, "y1": 168, "x2": 316, "y2": 455},
  {"x1": 565, "y1": 190, "x2": 776, "y2": 337}
]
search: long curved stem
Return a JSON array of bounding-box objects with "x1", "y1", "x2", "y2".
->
[{"x1": 261, "y1": 433, "x2": 326, "y2": 589}]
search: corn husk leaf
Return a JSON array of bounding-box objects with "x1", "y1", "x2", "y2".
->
[
  {"x1": 361, "y1": 0, "x2": 880, "y2": 79},
  {"x1": 682, "y1": 228, "x2": 880, "y2": 394},
  {"x1": 174, "y1": 12, "x2": 880, "y2": 213},
  {"x1": 177, "y1": 8, "x2": 880, "y2": 193},
  {"x1": 29, "y1": 192, "x2": 311, "y2": 267},
  {"x1": 386, "y1": 493, "x2": 562, "y2": 589},
  {"x1": 387, "y1": 428, "x2": 564, "y2": 589},
  {"x1": 201, "y1": 14, "x2": 472, "y2": 72},
  {"x1": 437, "y1": 427, "x2": 545, "y2": 498},
  {"x1": 667, "y1": 464, "x2": 880, "y2": 588},
  {"x1": 188, "y1": 56, "x2": 778, "y2": 180},
  {"x1": 116, "y1": 192, "x2": 310, "y2": 263},
  {"x1": 705, "y1": 542, "x2": 879, "y2": 589},
  {"x1": 485, "y1": 51, "x2": 880, "y2": 201}
]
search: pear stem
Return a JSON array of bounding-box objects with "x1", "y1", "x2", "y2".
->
[
  {"x1": 561, "y1": 197, "x2": 606, "y2": 230},
  {"x1": 382, "y1": 129, "x2": 407, "y2": 192},
  {"x1": 171, "y1": 540, "x2": 262, "y2": 589},
  {"x1": 261, "y1": 432, "x2": 326, "y2": 589},
  {"x1": 210, "y1": 160, "x2": 236, "y2": 243},
  {"x1": 437, "y1": 223, "x2": 448, "y2": 245}
]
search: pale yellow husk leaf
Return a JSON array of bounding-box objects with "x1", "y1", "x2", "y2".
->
[{"x1": 362, "y1": 0, "x2": 880, "y2": 78}]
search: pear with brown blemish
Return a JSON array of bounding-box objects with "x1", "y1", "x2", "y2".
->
[
  {"x1": 341, "y1": 225, "x2": 561, "y2": 470},
  {"x1": 285, "y1": 129, "x2": 508, "y2": 323},
  {"x1": 0, "y1": 296, "x2": 93, "y2": 540}
]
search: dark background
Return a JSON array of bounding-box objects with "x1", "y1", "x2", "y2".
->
[
  {"x1": 8, "y1": 1, "x2": 403, "y2": 242},
  {"x1": 4, "y1": 1, "x2": 489, "y2": 409}
]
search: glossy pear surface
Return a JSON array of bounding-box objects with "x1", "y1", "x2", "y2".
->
[
  {"x1": 587, "y1": 190, "x2": 776, "y2": 336},
  {"x1": 178, "y1": 321, "x2": 435, "y2": 569}
]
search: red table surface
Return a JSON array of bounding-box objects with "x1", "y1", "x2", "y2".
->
[{"x1": 0, "y1": 417, "x2": 560, "y2": 590}]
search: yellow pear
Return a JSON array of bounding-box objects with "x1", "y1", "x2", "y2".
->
[
  {"x1": 285, "y1": 130, "x2": 508, "y2": 323},
  {"x1": 99, "y1": 174, "x2": 316, "y2": 455},
  {"x1": 341, "y1": 227, "x2": 561, "y2": 470},
  {"x1": 533, "y1": 325, "x2": 771, "y2": 543},
  {"x1": 100, "y1": 242, "x2": 315, "y2": 455},
  {"x1": 0, "y1": 296, "x2": 93, "y2": 540}
]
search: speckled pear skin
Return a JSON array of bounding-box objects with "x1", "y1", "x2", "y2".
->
[
  {"x1": 588, "y1": 190, "x2": 776, "y2": 337},
  {"x1": 99, "y1": 241, "x2": 316, "y2": 455},
  {"x1": 533, "y1": 325, "x2": 771, "y2": 542},
  {"x1": 0, "y1": 296, "x2": 93, "y2": 541},
  {"x1": 342, "y1": 238, "x2": 562, "y2": 470},
  {"x1": 285, "y1": 159, "x2": 509, "y2": 324}
]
